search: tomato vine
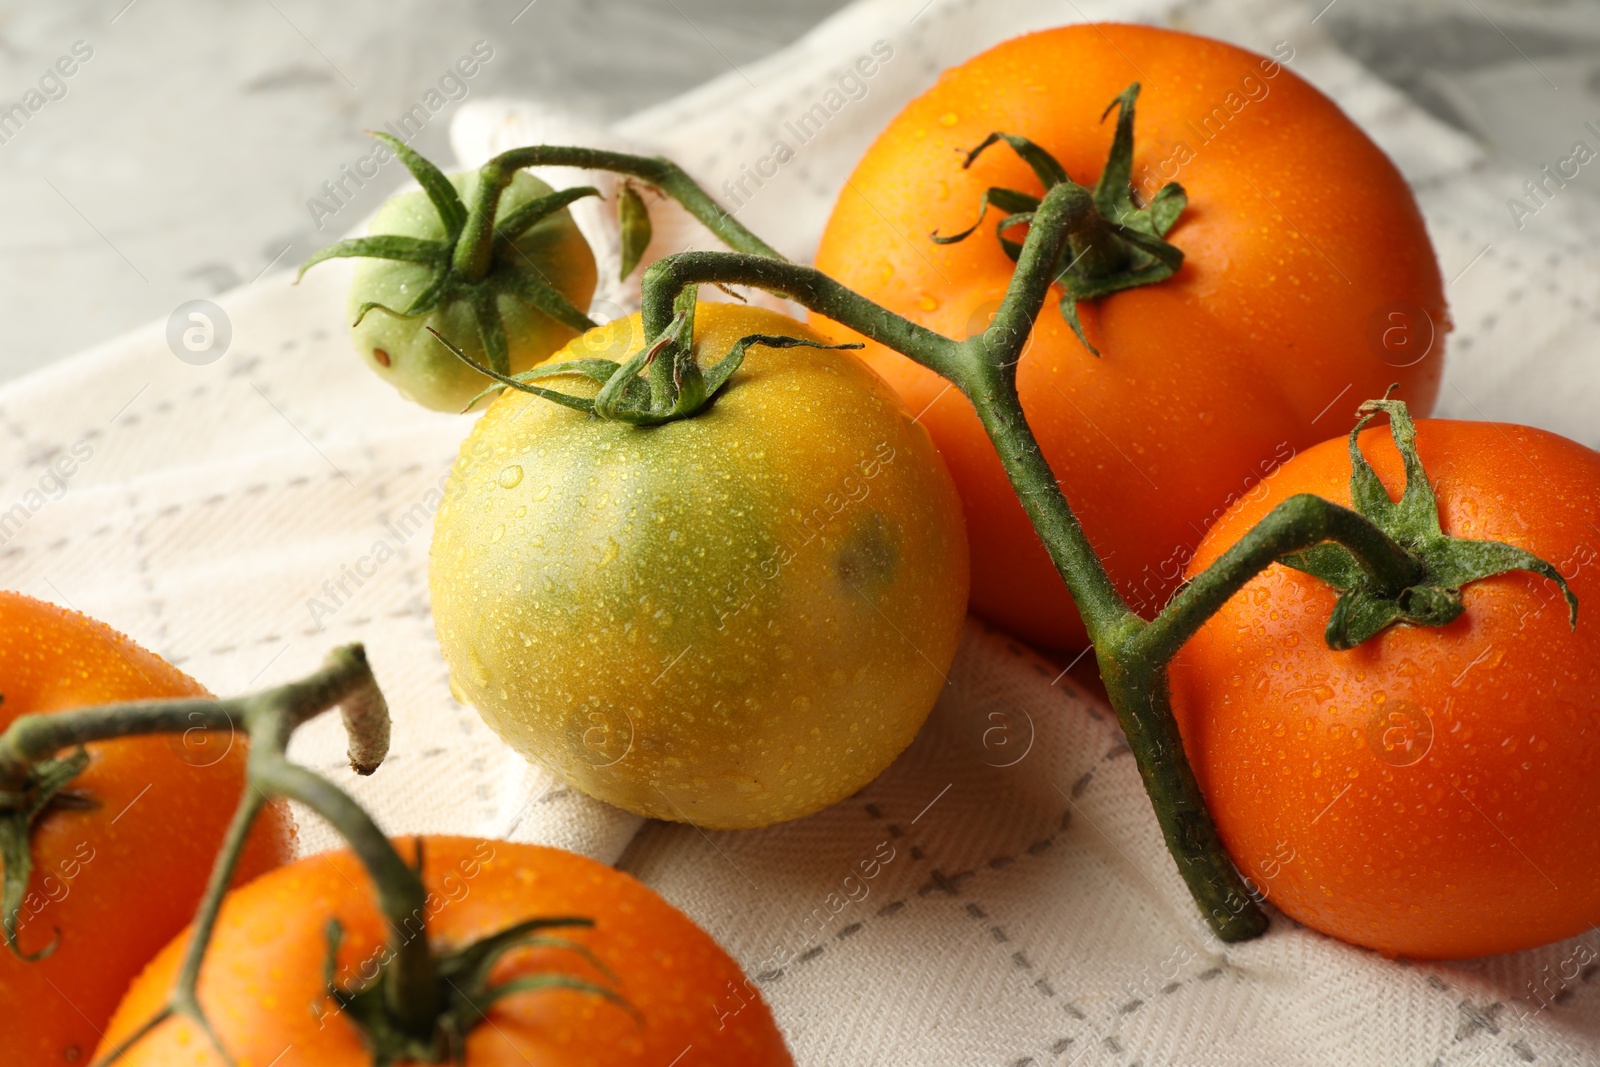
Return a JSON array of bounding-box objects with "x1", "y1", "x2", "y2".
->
[
  {"x1": 423, "y1": 84, "x2": 1574, "y2": 944},
  {"x1": 0, "y1": 650, "x2": 618, "y2": 1065}
]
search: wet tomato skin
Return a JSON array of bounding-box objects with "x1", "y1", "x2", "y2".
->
[
  {"x1": 431, "y1": 304, "x2": 969, "y2": 829},
  {"x1": 98, "y1": 836, "x2": 795, "y2": 1066},
  {"x1": 813, "y1": 23, "x2": 1446, "y2": 650},
  {"x1": 0, "y1": 592, "x2": 294, "y2": 1064},
  {"x1": 1169, "y1": 421, "x2": 1600, "y2": 959}
]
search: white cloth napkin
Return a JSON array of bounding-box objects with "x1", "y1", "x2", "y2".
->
[{"x1": 4, "y1": 0, "x2": 1599, "y2": 1062}]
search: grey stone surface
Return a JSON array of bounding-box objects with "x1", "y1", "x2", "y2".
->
[
  {"x1": 1325, "y1": 0, "x2": 1600, "y2": 169},
  {"x1": 0, "y1": 0, "x2": 849, "y2": 383},
  {"x1": 0, "y1": 0, "x2": 1594, "y2": 384}
]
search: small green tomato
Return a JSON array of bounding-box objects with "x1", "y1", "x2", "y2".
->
[
  {"x1": 349, "y1": 171, "x2": 595, "y2": 411},
  {"x1": 302, "y1": 134, "x2": 599, "y2": 413}
]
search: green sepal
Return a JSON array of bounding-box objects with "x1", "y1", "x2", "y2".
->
[
  {"x1": 960, "y1": 131, "x2": 1071, "y2": 189},
  {"x1": 352, "y1": 300, "x2": 409, "y2": 329},
  {"x1": 1148, "y1": 182, "x2": 1187, "y2": 237},
  {"x1": 471, "y1": 290, "x2": 511, "y2": 376},
  {"x1": 602, "y1": 284, "x2": 862, "y2": 424},
  {"x1": 1280, "y1": 398, "x2": 1579, "y2": 650},
  {"x1": 427, "y1": 328, "x2": 603, "y2": 414},
  {"x1": 493, "y1": 186, "x2": 600, "y2": 247},
  {"x1": 595, "y1": 301, "x2": 688, "y2": 421},
  {"x1": 296, "y1": 236, "x2": 449, "y2": 281},
  {"x1": 664, "y1": 288, "x2": 706, "y2": 416},
  {"x1": 931, "y1": 187, "x2": 1040, "y2": 246},
  {"x1": 440, "y1": 301, "x2": 862, "y2": 427},
  {"x1": 1, "y1": 747, "x2": 93, "y2": 960},
  {"x1": 370, "y1": 132, "x2": 469, "y2": 240},
  {"x1": 1056, "y1": 291, "x2": 1089, "y2": 354},
  {"x1": 710, "y1": 332, "x2": 861, "y2": 395},
  {"x1": 436, "y1": 916, "x2": 603, "y2": 991},
  {"x1": 349, "y1": 247, "x2": 453, "y2": 326},
  {"x1": 322, "y1": 919, "x2": 433, "y2": 1067},
  {"x1": 618, "y1": 182, "x2": 652, "y2": 281},
  {"x1": 937, "y1": 86, "x2": 1188, "y2": 354},
  {"x1": 490, "y1": 262, "x2": 598, "y2": 335},
  {"x1": 322, "y1": 911, "x2": 626, "y2": 1067},
  {"x1": 1092, "y1": 84, "x2": 1142, "y2": 225},
  {"x1": 994, "y1": 211, "x2": 1035, "y2": 261},
  {"x1": 402, "y1": 265, "x2": 455, "y2": 318}
]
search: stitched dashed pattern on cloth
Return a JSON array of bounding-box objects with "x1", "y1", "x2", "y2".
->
[{"x1": 6, "y1": 0, "x2": 1600, "y2": 1062}]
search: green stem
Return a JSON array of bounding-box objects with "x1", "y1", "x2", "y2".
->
[
  {"x1": 0, "y1": 702, "x2": 234, "y2": 794},
  {"x1": 640, "y1": 255, "x2": 967, "y2": 383},
  {"x1": 169, "y1": 789, "x2": 267, "y2": 1014},
  {"x1": 640, "y1": 184, "x2": 1133, "y2": 646},
  {"x1": 963, "y1": 383, "x2": 1136, "y2": 646},
  {"x1": 1135, "y1": 494, "x2": 1424, "y2": 667},
  {"x1": 635, "y1": 180, "x2": 1271, "y2": 940},
  {"x1": 1098, "y1": 654, "x2": 1268, "y2": 942},
  {"x1": 452, "y1": 160, "x2": 508, "y2": 281},
  {"x1": 0, "y1": 647, "x2": 430, "y2": 1066},
  {"x1": 967, "y1": 182, "x2": 1134, "y2": 644},
  {"x1": 453, "y1": 146, "x2": 783, "y2": 283},
  {"x1": 0, "y1": 646, "x2": 383, "y2": 796},
  {"x1": 254, "y1": 758, "x2": 437, "y2": 1033}
]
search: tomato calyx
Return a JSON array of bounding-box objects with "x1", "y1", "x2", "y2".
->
[
  {"x1": 931, "y1": 84, "x2": 1187, "y2": 355},
  {"x1": 1281, "y1": 397, "x2": 1579, "y2": 650},
  {"x1": 0, "y1": 746, "x2": 93, "y2": 960},
  {"x1": 299, "y1": 133, "x2": 601, "y2": 376},
  {"x1": 299, "y1": 136, "x2": 794, "y2": 383},
  {"x1": 323, "y1": 892, "x2": 627, "y2": 1066},
  {"x1": 433, "y1": 290, "x2": 863, "y2": 423}
]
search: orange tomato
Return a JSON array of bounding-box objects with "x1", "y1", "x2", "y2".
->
[
  {"x1": 1169, "y1": 420, "x2": 1600, "y2": 958},
  {"x1": 814, "y1": 24, "x2": 1445, "y2": 649},
  {"x1": 99, "y1": 836, "x2": 794, "y2": 1066},
  {"x1": 0, "y1": 592, "x2": 294, "y2": 1063}
]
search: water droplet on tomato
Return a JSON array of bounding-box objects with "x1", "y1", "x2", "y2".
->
[
  {"x1": 499, "y1": 464, "x2": 523, "y2": 488},
  {"x1": 938, "y1": 111, "x2": 959, "y2": 127},
  {"x1": 465, "y1": 646, "x2": 491, "y2": 687}
]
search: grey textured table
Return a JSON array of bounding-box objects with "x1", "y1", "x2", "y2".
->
[
  {"x1": 0, "y1": 0, "x2": 851, "y2": 383},
  {"x1": 1, "y1": 0, "x2": 1597, "y2": 384}
]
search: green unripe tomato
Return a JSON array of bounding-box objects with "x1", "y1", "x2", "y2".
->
[
  {"x1": 348, "y1": 171, "x2": 597, "y2": 412},
  {"x1": 430, "y1": 304, "x2": 970, "y2": 829}
]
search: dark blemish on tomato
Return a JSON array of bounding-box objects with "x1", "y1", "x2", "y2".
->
[
  {"x1": 837, "y1": 512, "x2": 899, "y2": 594},
  {"x1": 373, "y1": 348, "x2": 392, "y2": 367}
]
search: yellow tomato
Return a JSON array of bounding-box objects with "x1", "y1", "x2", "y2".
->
[{"x1": 431, "y1": 304, "x2": 968, "y2": 828}]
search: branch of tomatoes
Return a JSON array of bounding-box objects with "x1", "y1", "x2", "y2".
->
[
  {"x1": 623, "y1": 221, "x2": 1576, "y2": 944},
  {"x1": 389, "y1": 102, "x2": 1269, "y2": 940},
  {"x1": 307, "y1": 81, "x2": 1576, "y2": 945},
  {"x1": 0, "y1": 646, "x2": 618, "y2": 1065},
  {"x1": 420, "y1": 153, "x2": 1273, "y2": 936}
]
